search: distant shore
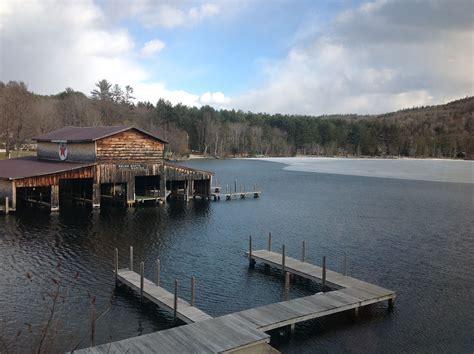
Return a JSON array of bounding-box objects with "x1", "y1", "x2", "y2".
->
[{"x1": 183, "y1": 154, "x2": 470, "y2": 162}]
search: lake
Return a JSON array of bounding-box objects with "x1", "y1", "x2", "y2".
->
[{"x1": 0, "y1": 158, "x2": 473, "y2": 353}]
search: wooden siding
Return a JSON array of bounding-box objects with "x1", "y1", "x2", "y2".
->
[
  {"x1": 14, "y1": 166, "x2": 95, "y2": 188},
  {"x1": 37, "y1": 142, "x2": 96, "y2": 162},
  {"x1": 163, "y1": 163, "x2": 212, "y2": 181},
  {"x1": 96, "y1": 130, "x2": 165, "y2": 163},
  {"x1": 96, "y1": 164, "x2": 163, "y2": 184}
]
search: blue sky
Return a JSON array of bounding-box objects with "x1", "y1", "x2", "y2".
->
[{"x1": 1, "y1": 0, "x2": 473, "y2": 114}]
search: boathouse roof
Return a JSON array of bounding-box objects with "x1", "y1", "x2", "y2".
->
[
  {"x1": 33, "y1": 126, "x2": 168, "y2": 143},
  {"x1": 0, "y1": 156, "x2": 94, "y2": 180}
]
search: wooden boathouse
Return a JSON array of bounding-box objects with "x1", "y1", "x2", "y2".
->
[{"x1": 0, "y1": 126, "x2": 213, "y2": 213}]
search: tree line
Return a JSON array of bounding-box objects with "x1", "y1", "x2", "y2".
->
[{"x1": 1, "y1": 80, "x2": 473, "y2": 159}]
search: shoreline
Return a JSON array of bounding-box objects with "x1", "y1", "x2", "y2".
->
[{"x1": 184, "y1": 154, "x2": 471, "y2": 162}]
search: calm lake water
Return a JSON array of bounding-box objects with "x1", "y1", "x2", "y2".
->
[{"x1": 0, "y1": 159, "x2": 473, "y2": 353}]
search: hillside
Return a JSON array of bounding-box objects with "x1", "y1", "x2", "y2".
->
[{"x1": 1, "y1": 80, "x2": 473, "y2": 159}]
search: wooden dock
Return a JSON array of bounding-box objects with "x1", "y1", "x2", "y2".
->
[
  {"x1": 117, "y1": 269, "x2": 212, "y2": 324},
  {"x1": 211, "y1": 181, "x2": 261, "y2": 201},
  {"x1": 76, "y1": 242, "x2": 395, "y2": 353},
  {"x1": 248, "y1": 249, "x2": 395, "y2": 299},
  {"x1": 75, "y1": 314, "x2": 271, "y2": 354},
  {"x1": 212, "y1": 191, "x2": 261, "y2": 201}
]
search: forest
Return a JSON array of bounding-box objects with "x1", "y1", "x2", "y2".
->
[{"x1": 1, "y1": 80, "x2": 473, "y2": 159}]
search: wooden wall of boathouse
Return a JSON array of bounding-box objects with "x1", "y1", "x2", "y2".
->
[{"x1": 96, "y1": 130, "x2": 165, "y2": 163}]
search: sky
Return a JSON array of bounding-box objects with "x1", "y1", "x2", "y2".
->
[{"x1": 1, "y1": 0, "x2": 473, "y2": 115}]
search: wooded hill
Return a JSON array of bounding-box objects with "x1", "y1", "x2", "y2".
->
[{"x1": 1, "y1": 80, "x2": 473, "y2": 159}]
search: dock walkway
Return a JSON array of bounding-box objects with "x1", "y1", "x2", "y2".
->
[
  {"x1": 76, "y1": 244, "x2": 395, "y2": 353},
  {"x1": 248, "y1": 249, "x2": 395, "y2": 299},
  {"x1": 211, "y1": 191, "x2": 261, "y2": 201},
  {"x1": 117, "y1": 269, "x2": 212, "y2": 324}
]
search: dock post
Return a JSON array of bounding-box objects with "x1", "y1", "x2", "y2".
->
[
  {"x1": 156, "y1": 259, "x2": 160, "y2": 286},
  {"x1": 191, "y1": 276, "x2": 195, "y2": 306},
  {"x1": 302, "y1": 240, "x2": 306, "y2": 262},
  {"x1": 282, "y1": 245, "x2": 286, "y2": 275},
  {"x1": 322, "y1": 256, "x2": 327, "y2": 291},
  {"x1": 248, "y1": 236, "x2": 255, "y2": 268},
  {"x1": 5, "y1": 197, "x2": 9, "y2": 214},
  {"x1": 114, "y1": 248, "x2": 118, "y2": 287},
  {"x1": 343, "y1": 252, "x2": 347, "y2": 276},
  {"x1": 140, "y1": 262, "x2": 144, "y2": 300},
  {"x1": 388, "y1": 297, "x2": 395, "y2": 310},
  {"x1": 130, "y1": 246, "x2": 134, "y2": 272},
  {"x1": 268, "y1": 232, "x2": 272, "y2": 251},
  {"x1": 284, "y1": 271, "x2": 290, "y2": 301},
  {"x1": 173, "y1": 280, "x2": 178, "y2": 323},
  {"x1": 234, "y1": 180, "x2": 237, "y2": 193}
]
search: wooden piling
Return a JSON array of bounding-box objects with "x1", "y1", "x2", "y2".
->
[
  {"x1": 5, "y1": 197, "x2": 9, "y2": 214},
  {"x1": 285, "y1": 271, "x2": 290, "y2": 288},
  {"x1": 388, "y1": 298, "x2": 395, "y2": 310},
  {"x1": 322, "y1": 256, "x2": 327, "y2": 291},
  {"x1": 248, "y1": 236, "x2": 255, "y2": 268},
  {"x1": 156, "y1": 259, "x2": 161, "y2": 286},
  {"x1": 343, "y1": 252, "x2": 347, "y2": 276},
  {"x1": 302, "y1": 240, "x2": 306, "y2": 262},
  {"x1": 130, "y1": 246, "x2": 134, "y2": 272},
  {"x1": 234, "y1": 180, "x2": 237, "y2": 193},
  {"x1": 282, "y1": 245, "x2": 286, "y2": 274},
  {"x1": 174, "y1": 280, "x2": 178, "y2": 323},
  {"x1": 191, "y1": 276, "x2": 195, "y2": 306},
  {"x1": 267, "y1": 232, "x2": 272, "y2": 251},
  {"x1": 140, "y1": 262, "x2": 144, "y2": 300},
  {"x1": 114, "y1": 248, "x2": 118, "y2": 287}
]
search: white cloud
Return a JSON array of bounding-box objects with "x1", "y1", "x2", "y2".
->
[
  {"x1": 233, "y1": 0, "x2": 474, "y2": 115},
  {"x1": 0, "y1": 0, "x2": 227, "y2": 108},
  {"x1": 135, "y1": 83, "x2": 230, "y2": 107},
  {"x1": 140, "y1": 39, "x2": 166, "y2": 57}
]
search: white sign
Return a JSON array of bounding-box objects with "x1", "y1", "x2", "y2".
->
[{"x1": 59, "y1": 142, "x2": 68, "y2": 161}]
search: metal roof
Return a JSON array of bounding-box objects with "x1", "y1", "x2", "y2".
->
[
  {"x1": 0, "y1": 157, "x2": 95, "y2": 180},
  {"x1": 33, "y1": 126, "x2": 168, "y2": 143}
]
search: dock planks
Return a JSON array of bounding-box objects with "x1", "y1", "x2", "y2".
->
[
  {"x1": 117, "y1": 269, "x2": 212, "y2": 324},
  {"x1": 77, "y1": 248, "x2": 395, "y2": 353}
]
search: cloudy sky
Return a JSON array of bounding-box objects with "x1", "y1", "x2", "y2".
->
[{"x1": 1, "y1": 0, "x2": 473, "y2": 115}]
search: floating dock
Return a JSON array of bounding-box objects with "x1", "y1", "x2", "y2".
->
[
  {"x1": 76, "y1": 240, "x2": 395, "y2": 353},
  {"x1": 211, "y1": 182, "x2": 261, "y2": 201}
]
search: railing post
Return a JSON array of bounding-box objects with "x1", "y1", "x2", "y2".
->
[
  {"x1": 282, "y1": 244, "x2": 286, "y2": 274},
  {"x1": 191, "y1": 276, "x2": 195, "y2": 306},
  {"x1": 343, "y1": 252, "x2": 347, "y2": 276},
  {"x1": 302, "y1": 240, "x2": 306, "y2": 262},
  {"x1": 248, "y1": 235, "x2": 255, "y2": 268},
  {"x1": 268, "y1": 232, "x2": 272, "y2": 251},
  {"x1": 130, "y1": 246, "x2": 134, "y2": 272},
  {"x1": 140, "y1": 262, "x2": 144, "y2": 300},
  {"x1": 322, "y1": 256, "x2": 327, "y2": 291},
  {"x1": 173, "y1": 279, "x2": 178, "y2": 323},
  {"x1": 114, "y1": 248, "x2": 118, "y2": 287},
  {"x1": 156, "y1": 259, "x2": 161, "y2": 286}
]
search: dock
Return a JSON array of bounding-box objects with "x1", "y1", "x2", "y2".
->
[
  {"x1": 116, "y1": 269, "x2": 212, "y2": 324},
  {"x1": 211, "y1": 182, "x2": 261, "y2": 201},
  {"x1": 76, "y1": 239, "x2": 395, "y2": 353}
]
